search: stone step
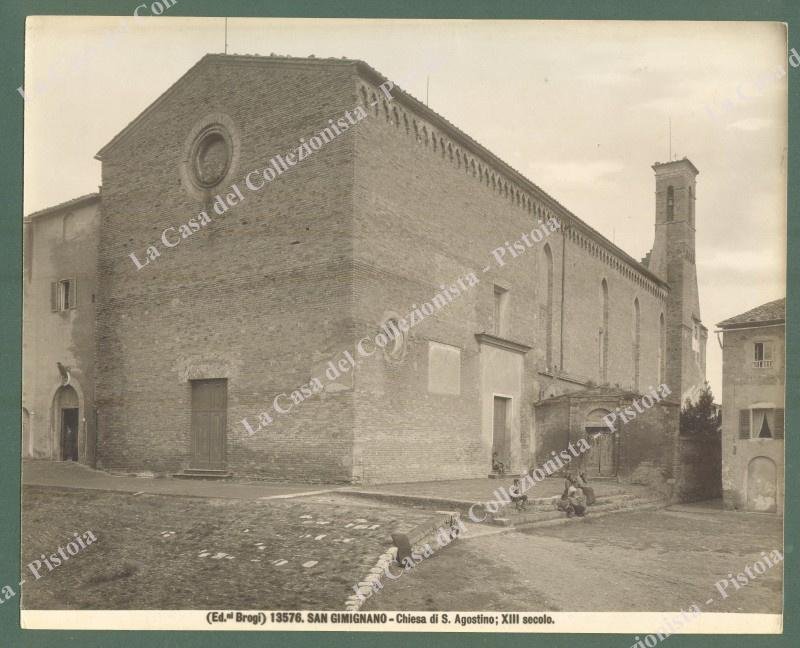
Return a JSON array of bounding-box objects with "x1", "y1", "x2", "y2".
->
[
  {"x1": 491, "y1": 496, "x2": 666, "y2": 528},
  {"x1": 338, "y1": 485, "x2": 632, "y2": 514},
  {"x1": 172, "y1": 469, "x2": 232, "y2": 480},
  {"x1": 490, "y1": 492, "x2": 638, "y2": 518},
  {"x1": 516, "y1": 491, "x2": 639, "y2": 511}
]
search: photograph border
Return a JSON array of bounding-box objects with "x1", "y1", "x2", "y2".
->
[{"x1": 1, "y1": 1, "x2": 797, "y2": 646}]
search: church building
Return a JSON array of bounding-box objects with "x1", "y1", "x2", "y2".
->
[{"x1": 22, "y1": 54, "x2": 707, "y2": 484}]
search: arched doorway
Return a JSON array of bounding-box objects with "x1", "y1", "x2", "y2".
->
[
  {"x1": 746, "y1": 457, "x2": 777, "y2": 512},
  {"x1": 53, "y1": 386, "x2": 80, "y2": 462},
  {"x1": 584, "y1": 408, "x2": 616, "y2": 477}
]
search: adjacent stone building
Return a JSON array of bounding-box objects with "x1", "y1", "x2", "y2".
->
[
  {"x1": 24, "y1": 54, "x2": 708, "y2": 484},
  {"x1": 717, "y1": 298, "x2": 785, "y2": 512},
  {"x1": 22, "y1": 193, "x2": 100, "y2": 465}
]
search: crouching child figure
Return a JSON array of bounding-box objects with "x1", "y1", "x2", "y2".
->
[{"x1": 509, "y1": 478, "x2": 528, "y2": 512}]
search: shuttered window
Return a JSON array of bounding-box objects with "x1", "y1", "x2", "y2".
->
[
  {"x1": 775, "y1": 408, "x2": 785, "y2": 440},
  {"x1": 739, "y1": 409, "x2": 750, "y2": 439},
  {"x1": 67, "y1": 277, "x2": 77, "y2": 309},
  {"x1": 50, "y1": 278, "x2": 77, "y2": 311}
]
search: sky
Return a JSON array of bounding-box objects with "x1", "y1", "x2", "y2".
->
[{"x1": 23, "y1": 17, "x2": 788, "y2": 400}]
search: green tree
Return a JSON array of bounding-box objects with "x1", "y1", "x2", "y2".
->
[{"x1": 680, "y1": 382, "x2": 721, "y2": 436}]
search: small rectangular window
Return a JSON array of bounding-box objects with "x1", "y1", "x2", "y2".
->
[
  {"x1": 752, "y1": 409, "x2": 773, "y2": 439},
  {"x1": 53, "y1": 278, "x2": 77, "y2": 312},
  {"x1": 753, "y1": 342, "x2": 774, "y2": 368},
  {"x1": 494, "y1": 285, "x2": 509, "y2": 337}
]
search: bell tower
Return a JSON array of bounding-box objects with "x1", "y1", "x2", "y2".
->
[{"x1": 648, "y1": 158, "x2": 706, "y2": 403}]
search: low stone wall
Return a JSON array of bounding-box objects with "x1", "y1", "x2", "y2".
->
[{"x1": 346, "y1": 512, "x2": 464, "y2": 610}]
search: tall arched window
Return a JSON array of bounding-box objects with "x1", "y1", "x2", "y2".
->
[
  {"x1": 633, "y1": 298, "x2": 641, "y2": 390},
  {"x1": 666, "y1": 186, "x2": 674, "y2": 222},
  {"x1": 658, "y1": 312, "x2": 666, "y2": 384},
  {"x1": 543, "y1": 244, "x2": 554, "y2": 370},
  {"x1": 599, "y1": 279, "x2": 609, "y2": 382}
]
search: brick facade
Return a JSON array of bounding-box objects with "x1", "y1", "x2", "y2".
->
[
  {"x1": 27, "y1": 54, "x2": 709, "y2": 484},
  {"x1": 95, "y1": 57, "x2": 361, "y2": 481}
]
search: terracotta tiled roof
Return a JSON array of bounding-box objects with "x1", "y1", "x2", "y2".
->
[
  {"x1": 717, "y1": 298, "x2": 785, "y2": 329},
  {"x1": 26, "y1": 192, "x2": 100, "y2": 221}
]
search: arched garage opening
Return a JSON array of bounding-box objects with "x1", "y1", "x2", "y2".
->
[{"x1": 746, "y1": 456, "x2": 777, "y2": 513}]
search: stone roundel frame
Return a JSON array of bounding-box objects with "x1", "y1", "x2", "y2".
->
[{"x1": 180, "y1": 113, "x2": 241, "y2": 201}]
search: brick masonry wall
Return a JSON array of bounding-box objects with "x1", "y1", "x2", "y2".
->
[
  {"x1": 94, "y1": 56, "x2": 685, "y2": 484},
  {"x1": 652, "y1": 165, "x2": 706, "y2": 401},
  {"x1": 96, "y1": 57, "x2": 363, "y2": 481},
  {"x1": 560, "y1": 232, "x2": 666, "y2": 391},
  {"x1": 349, "y1": 74, "x2": 671, "y2": 483}
]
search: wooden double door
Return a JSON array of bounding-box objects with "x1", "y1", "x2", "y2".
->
[
  {"x1": 60, "y1": 408, "x2": 79, "y2": 461},
  {"x1": 191, "y1": 379, "x2": 227, "y2": 469},
  {"x1": 584, "y1": 427, "x2": 616, "y2": 477},
  {"x1": 492, "y1": 396, "x2": 511, "y2": 470}
]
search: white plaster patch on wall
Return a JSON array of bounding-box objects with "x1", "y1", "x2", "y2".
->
[{"x1": 427, "y1": 341, "x2": 462, "y2": 395}]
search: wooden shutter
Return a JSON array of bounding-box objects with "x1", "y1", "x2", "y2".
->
[
  {"x1": 775, "y1": 408, "x2": 784, "y2": 440},
  {"x1": 50, "y1": 281, "x2": 59, "y2": 311},
  {"x1": 739, "y1": 409, "x2": 750, "y2": 439},
  {"x1": 70, "y1": 278, "x2": 77, "y2": 309}
]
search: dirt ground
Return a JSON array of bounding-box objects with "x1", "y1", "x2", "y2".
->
[
  {"x1": 364, "y1": 508, "x2": 784, "y2": 614},
  {"x1": 21, "y1": 485, "x2": 784, "y2": 615},
  {"x1": 20, "y1": 487, "x2": 434, "y2": 610}
]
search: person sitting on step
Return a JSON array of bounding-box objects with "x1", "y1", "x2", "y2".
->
[
  {"x1": 492, "y1": 451, "x2": 506, "y2": 475},
  {"x1": 575, "y1": 471, "x2": 596, "y2": 506},
  {"x1": 509, "y1": 478, "x2": 528, "y2": 511},
  {"x1": 556, "y1": 479, "x2": 574, "y2": 516},
  {"x1": 568, "y1": 484, "x2": 587, "y2": 517}
]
